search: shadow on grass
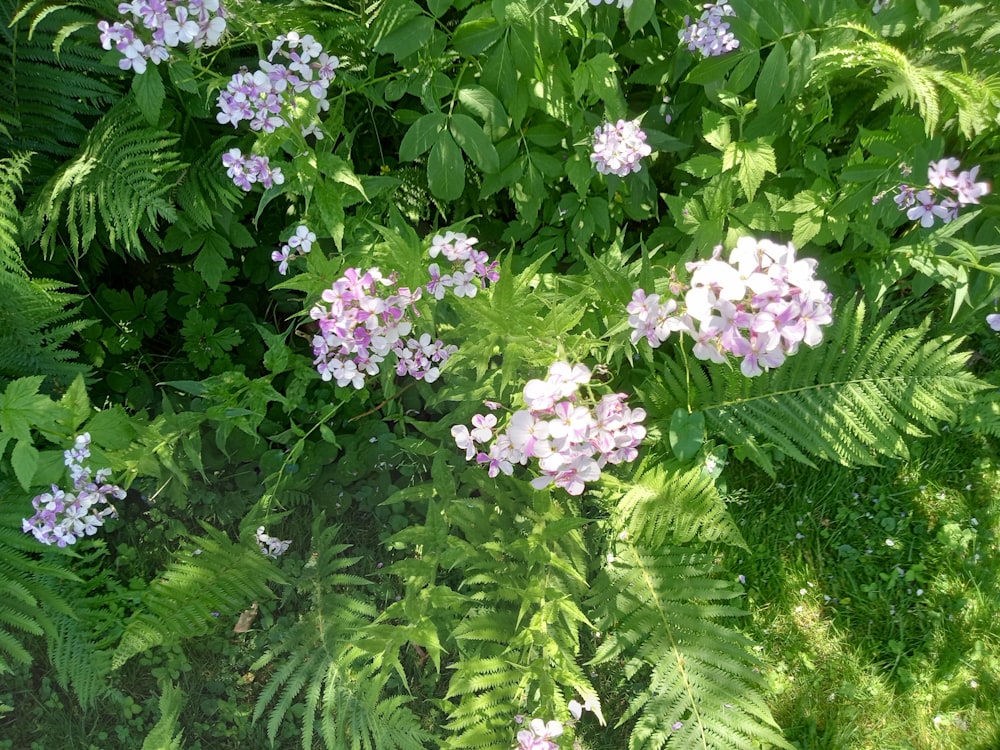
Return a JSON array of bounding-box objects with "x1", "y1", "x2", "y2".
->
[{"x1": 726, "y1": 431, "x2": 1000, "y2": 750}]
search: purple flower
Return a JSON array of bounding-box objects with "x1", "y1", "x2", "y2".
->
[
  {"x1": 591, "y1": 119, "x2": 652, "y2": 177},
  {"x1": 679, "y1": 2, "x2": 739, "y2": 57},
  {"x1": 987, "y1": 313, "x2": 1000, "y2": 332}
]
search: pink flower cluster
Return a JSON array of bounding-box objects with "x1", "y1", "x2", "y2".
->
[
  {"x1": 627, "y1": 237, "x2": 834, "y2": 378},
  {"x1": 395, "y1": 333, "x2": 457, "y2": 384},
  {"x1": 272, "y1": 224, "x2": 315, "y2": 275},
  {"x1": 256, "y1": 526, "x2": 291, "y2": 558},
  {"x1": 309, "y1": 267, "x2": 454, "y2": 388},
  {"x1": 21, "y1": 434, "x2": 124, "y2": 547},
  {"x1": 516, "y1": 718, "x2": 564, "y2": 750},
  {"x1": 590, "y1": 119, "x2": 653, "y2": 177},
  {"x1": 221, "y1": 149, "x2": 285, "y2": 192},
  {"x1": 98, "y1": 0, "x2": 227, "y2": 75},
  {"x1": 216, "y1": 32, "x2": 339, "y2": 136},
  {"x1": 679, "y1": 2, "x2": 739, "y2": 58},
  {"x1": 894, "y1": 158, "x2": 990, "y2": 228},
  {"x1": 426, "y1": 232, "x2": 499, "y2": 300},
  {"x1": 451, "y1": 363, "x2": 646, "y2": 496}
]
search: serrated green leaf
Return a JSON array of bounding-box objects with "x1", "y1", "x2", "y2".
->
[
  {"x1": 11, "y1": 439, "x2": 39, "y2": 491},
  {"x1": 723, "y1": 140, "x2": 777, "y2": 200},
  {"x1": 132, "y1": 68, "x2": 165, "y2": 126}
]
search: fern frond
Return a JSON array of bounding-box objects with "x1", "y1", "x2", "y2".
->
[
  {"x1": 960, "y1": 388, "x2": 1000, "y2": 437},
  {"x1": 653, "y1": 302, "x2": 985, "y2": 471},
  {"x1": 0, "y1": 478, "x2": 79, "y2": 673},
  {"x1": 1, "y1": 0, "x2": 120, "y2": 183},
  {"x1": 0, "y1": 152, "x2": 31, "y2": 278},
  {"x1": 809, "y1": 39, "x2": 998, "y2": 137},
  {"x1": 24, "y1": 97, "x2": 184, "y2": 258},
  {"x1": 589, "y1": 544, "x2": 790, "y2": 750},
  {"x1": 251, "y1": 520, "x2": 429, "y2": 750},
  {"x1": 0, "y1": 275, "x2": 89, "y2": 388},
  {"x1": 611, "y1": 458, "x2": 746, "y2": 550},
  {"x1": 112, "y1": 525, "x2": 282, "y2": 669},
  {"x1": 140, "y1": 681, "x2": 185, "y2": 750}
]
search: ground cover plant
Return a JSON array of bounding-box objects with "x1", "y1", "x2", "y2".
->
[{"x1": 1, "y1": 0, "x2": 999, "y2": 748}]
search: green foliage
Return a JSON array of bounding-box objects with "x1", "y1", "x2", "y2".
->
[
  {"x1": 650, "y1": 302, "x2": 987, "y2": 473},
  {"x1": 24, "y1": 97, "x2": 183, "y2": 258},
  {"x1": 0, "y1": 478, "x2": 77, "y2": 673},
  {"x1": 590, "y1": 544, "x2": 790, "y2": 750},
  {"x1": 250, "y1": 520, "x2": 433, "y2": 750},
  {"x1": 112, "y1": 525, "x2": 283, "y2": 669}
]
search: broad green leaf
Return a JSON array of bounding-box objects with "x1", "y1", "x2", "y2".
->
[
  {"x1": 756, "y1": 43, "x2": 789, "y2": 112},
  {"x1": 450, "y1": 114, "x2": 499, "y2": 173},
  {"x1": 625, "y1": 0, "x2": 655, "y2": 33},
  {"x1": 427, "y1": 130, "x2": 465, "y2": 201},
  {"x1": 727, "y1": 51, "x2": 760, "y2": 94},
  {"x1": 399, "y1": 112, "x2": 448, "y2": 161},
  {"x1": 452, "y1": 16, "x2": 502, "y2": 55},
  {"x1": 678, "y1": 154, "x2": 723, "y2": 179},
  {"x1": 132, "y1": 67, "x2": 165, "y2": 126},
  {"x1": 687, "y1": 50, "x2": 747, "y2": 85},
  {"x1": 787, "y1": 33, "x2": 816, "y2": 99},
  {"x1": 702, "y1": 110, "x2": 732, "y2": 151},
  {"x1": 670, "y1": 409, "x2": 706, "y2": 463},
  {"x1": 457, "y1": 85, "x2": 509, "y2": 129},
  {"x1": 318, "y1": 153, "x2": 368, "y2": 200},
  {"x1": 11, "y1": 438, "x2": 39, "y2": 491}
]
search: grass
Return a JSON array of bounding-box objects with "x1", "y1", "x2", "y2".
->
[{"x1": 727, "y1": 430, "x2": 1000, "y2": 750}]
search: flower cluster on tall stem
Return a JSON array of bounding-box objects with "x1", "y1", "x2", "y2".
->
[
  {"x1": 452, "y1": 363, "x2": 646, "y2": 496},
  {"x1": 590, "y1": 119, "x2": 653, "y2": 177},
  {"x1": 272, "y1": 224, "x2": 315, "y2": 275},
  {"x1": 309, "y1": 267, "x2": 455, "y2": 388},
  {"x1": 216, "y1": 32, "x2": 339, "y2": 136},
  {"x1": 628, "y1": 237, "x2": 834, "y2": 377},
  {"x1": 221, "y1": 149, "x2": 284, "y2": 192},
  {"x1": 426, "y1": 232, "x2": 499, "y2": 300},
  {"x1": 22, "y1": 434, "x2": 124, "y2": 547},
  {"x1": 98, "y1": 0, "x2": 227, "y2": 75},
  {"x1": 893, "y1": 157, "x2": 990, "y2": 228},
  {"x1": 679, "y1": 2, "x2": 739, "y2": 57}
]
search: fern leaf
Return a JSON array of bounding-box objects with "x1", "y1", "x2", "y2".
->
[
  {"x1": 0, "y1": 152, "x2": 31, "y2": 278},
  {"x1": 654, "y1": 302, "x2": 985, "y2": 471},
  {"x1": 140, "y1": 681, "x2": 185, "y2": 750},
  {"x1": 112, "y1": 525, "x2": 282, "y2": 669},
  {"x1": 24, "y1": 97, "x2": 183, "y2": 259},
  {"x1": 589, "y1": 544, "x2": 790, "y2": 750},
  {"x1": 611, "y1": 458, "x2": 746, "y2": 550}
]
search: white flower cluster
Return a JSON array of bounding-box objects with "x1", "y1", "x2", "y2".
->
[
  {"x1": 272, "y1": 224, "x2": 316, "y2": 275},
  {"x1": 256, "y1": 526, "x2": 291, "y2": 558},
  {"x1": 587, "y1": 0, "x2": 633, "y2": 9},
  {"x1": 98, "y1": 0, "x2": 227, "y2": 75},
  {"x1": 452, "y1": 363, "x2": 646, "y2": 496},
  {"x1": 590, "y1": 119, "x2": 653, "y2": 177},
  {"x1": 679, "y1": 2, "x2": 739, "y2": 58},
  {"x1": 22, "y1": 434, "x2": 124, "y2": 547},
  {"x1": 628, "y1": 237, "x2": 834, "y2": 377},
  {"x1": 216, "y1": 32, "x2": 339, "y2": 135},
  {"x1": 426, "y1": 232, "x2": 499, "y2": 300}
]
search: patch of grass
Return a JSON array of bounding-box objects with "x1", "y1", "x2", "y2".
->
[{"x1": 728, "y1": 431, "x2": 1000, "y2": 749}]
